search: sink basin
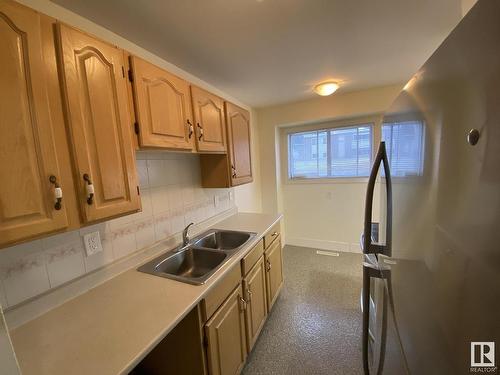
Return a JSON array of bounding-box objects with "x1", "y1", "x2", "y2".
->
[
  {"x1": 193, "y1": 230, "x2": 253, "y2": 250},
  {"x1": 138, "y1": 246, "x2": 227, "y2": 285},
  {"x1": 138, "y1": 229, "x2": 256, "y2": 285}
]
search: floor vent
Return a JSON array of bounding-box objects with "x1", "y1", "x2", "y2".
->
[{"x1": 316, "y1": 250, "x2": 340, "y2": 257}]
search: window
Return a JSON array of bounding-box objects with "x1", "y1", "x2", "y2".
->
[
  {"x1": 288, "y1": 124, "x2": 372, "y2": 179},
  {"x1": 382, "y1": 120, "x2": 424, "y2": 177}
]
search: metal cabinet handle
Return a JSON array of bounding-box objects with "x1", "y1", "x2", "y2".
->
[
  {"x1": 187, "y1": 119, "x2": 194, "y2": 139},
  {"x1": 231, "y1": 164, "x2": 237, "y2": 178},
  {"x1": 83, "y1": 174, "x2": 94, "y2": 205},
  {"x1": 197, "y1": 123, "x2": 204, "y2": 141},
  {"x1": 239, "y1": 296, "x2": 247, "y2": 311},
  {"x1": 266, "y1": 259, "x2": 271, "y2": 271},
  {"x1": 246, "y1": 287, "x2": 252, "y2": 302},
  {"x1": 49, "y1": 175, "x2": 63, "y2": 210},
  {"x1": 271, "y1": 231, "x2": 278, "y2": 237}
]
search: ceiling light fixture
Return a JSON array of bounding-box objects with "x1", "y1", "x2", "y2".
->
[{"x1": 314, "y1": 81, "x2": 339, "y2": 96}]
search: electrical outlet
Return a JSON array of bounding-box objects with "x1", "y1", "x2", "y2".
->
[
  {"x1": 214, "y1": 195, "x2": 219, "y2": 207},
  {"x1": 83, "y1": 231, "x2": 103, "y2": 257}
]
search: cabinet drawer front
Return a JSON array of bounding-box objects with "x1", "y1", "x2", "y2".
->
[
  {"x1": 241, "y1": 239, "x2": 264, "y2": 276},
  {"x1": 130, "y1": 56, "x2": 194, "y2": 150},
  {"x1": 264, "y1": 222, "x2": 280, "y2": 249},
  {"x1": 57, "y1": 24, "x2": 141, "y2": 222},
  {"x1": 201, "y1": 264, "x2": 241, "y2": 322},
  {"x1": 0, "y1": 2, "x2": 70, "y2": 246}
]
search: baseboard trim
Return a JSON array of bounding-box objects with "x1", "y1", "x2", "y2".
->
[{"x1": 286, "y1": 236, "x2": 361, "y2": 254}]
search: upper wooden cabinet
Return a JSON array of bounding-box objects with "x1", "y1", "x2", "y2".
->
[
  {"x1": 0, "y1": 2, "x2": 72, "y2": 246},
  {"x1": 191, "y1": 86, "x2": 227, "y2": 153},
  {"x1": 56, "y1": 24, "x2": 140, "y2": 223},
  {"x1": 129, "y1": 56, "x2": 195, "y2": 150},
  {"x1": 200, "y1": 101, "x2": 253, "y2": 188},
  {"x1": 226, "y1": 103, "x2": 253, "y2": 186}
]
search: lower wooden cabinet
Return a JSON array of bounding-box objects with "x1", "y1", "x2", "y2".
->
[
  {"x1": 265, "y1": 236, "x2": 284, "y2": 311},
  {"x1": 205, "y1": 284, "x2": 247, "y2": 375},
  {"x1": 243, "y1": 256, "x2": 268, "y2": 351}
]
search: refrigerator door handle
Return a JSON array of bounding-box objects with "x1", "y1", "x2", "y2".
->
[
  {"x1": 363, "y1": 141, "x2": 392, "y2": 257},
  {"x1": 362, "y1": 256, "x2": 390, "y2": 375},
  {"x1": 363, "y1": 141, "x2": 393, "y2": 375}
]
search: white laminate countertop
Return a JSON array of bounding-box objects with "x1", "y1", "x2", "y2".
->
[{"x1": 9, "y1": 213, "x2": 282, "y2": 375}]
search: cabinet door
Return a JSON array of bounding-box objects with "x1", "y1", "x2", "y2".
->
[
  {"x1": 243, "y1": 256, "x2": 268, "y2": 351},
  {"x1": 225, "y1": 102, "x2": 252, "y2": 186},
  {"x1": 130, "y1": 56, "x2": 194, "y2": 150},
  {"x1": 191, "y1": 86, "x2": 226, "y2": 153},
  {"x1": 57, "y1": 24, "x2": 140, "y2": 222},
  {"x1": 205, "y1": 284, "x2": 247, "y2": 375},
  {"x1": 0, "y1": 2, "x2": 70, "y2": 246},
  {"x1": 265, "y1": 237, "x2": 284, "y2": 311}
]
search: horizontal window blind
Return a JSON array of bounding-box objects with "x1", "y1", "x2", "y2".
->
[
  {"x1": 289, "y1": 124, "x2": 372, "y2": 179},
  {"x1": 382, "y1": 120, "x2": 424, "y2": 177}
]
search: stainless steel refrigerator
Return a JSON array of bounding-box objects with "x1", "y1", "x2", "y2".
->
[{"x1": 361, "y1": 1, "x2": 500, "y2": 374}]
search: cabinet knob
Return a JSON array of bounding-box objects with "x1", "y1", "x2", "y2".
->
[
  {"x1": 187, "y1": 120, "x2": 194, "y2": 139},
  {"x1": 246, "y1": 287, "x2": 252, "y2": 302},
  {"x1": 49, "y1": 175, "x2": 63, "y2": 210},
  {"x1": 266, "y1": 259, "x2": 272, "y2": 271},
  {"x1": 239, "y1": 296, "x2": 247, "y2": 311},
  {"x1": 83, "y1": 174, "x2": 95, "y2": 205},
  {"x1": 231, "y1": 164, "x2": 237, "y2": 178}
]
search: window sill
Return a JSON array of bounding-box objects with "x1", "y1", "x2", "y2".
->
[{"x1": 286, "y1": 177, "x2": 370, "y2": 185}]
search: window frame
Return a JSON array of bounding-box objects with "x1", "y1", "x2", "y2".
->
[{"x1": 283, "y1": 117, "x2": 377, "y2": 183}]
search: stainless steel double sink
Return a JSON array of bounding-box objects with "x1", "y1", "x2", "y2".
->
[{"x1": 138, "y1": 229, "x2": 256, "y2": 285}]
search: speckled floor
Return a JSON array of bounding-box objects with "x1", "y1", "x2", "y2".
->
[{"x1": 242, "y1": 245, "x2": 364, "y2": 375}]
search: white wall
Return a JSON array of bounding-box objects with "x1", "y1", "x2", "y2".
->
[
  {"x1": 461, "y1": 0, "x2": 478, "y2": 16},
  {"x1": 234, "y1": 109, "x2": 263, "y2": 213},
  {"x1": 256, "y1": 84, "x2": 403, "y2": 250}
]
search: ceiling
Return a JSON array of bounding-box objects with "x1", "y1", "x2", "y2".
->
[{"x1": 52, "y1": 0, "x2": 463, "y2": 108}]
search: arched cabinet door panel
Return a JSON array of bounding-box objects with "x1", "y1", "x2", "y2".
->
[
  {"x1": 226, "y1": 102, "x2": 252, "y2": 186},
  {"x1": 130, "y1": 56, "x2": 194, "y2": 150},
  {"x1": 0, "y1": 2, "x2": 70, "y2": 246},
  {"x1": 57, "y1": 24, "x2": 140, "y2": 222},
  {"x1": 191, "y1": 86, "x2": 226, "y2": 153}
]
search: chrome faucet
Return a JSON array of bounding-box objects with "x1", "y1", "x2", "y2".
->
[{"x1": 183, "y1": 222, "x2": 195, "y2": 246}]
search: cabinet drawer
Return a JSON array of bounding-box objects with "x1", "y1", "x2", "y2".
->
[
  {"x1": 241, "y1": 239, "x2": 264, "y2": 276},
  {"x1": 201, "y1": 264, "x2": 241, "y2": 322},
  {"x1": 264, "y1": 222, "x2": 280, "y2": 249}
]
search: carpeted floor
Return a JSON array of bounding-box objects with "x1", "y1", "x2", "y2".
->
[{"x1": 242, "y1": 245, "x2": 364, "y2": 375}]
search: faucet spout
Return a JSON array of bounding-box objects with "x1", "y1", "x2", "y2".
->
[{"x1": 183, "y1": 222, "x2": 195, "y2": 246}]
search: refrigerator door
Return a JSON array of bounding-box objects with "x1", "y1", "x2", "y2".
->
[{"x1": 378, "y1": 0, "x2": 500, "y2": 374}]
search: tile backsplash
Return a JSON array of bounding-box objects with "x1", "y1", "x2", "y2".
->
[{"x1": 0, "y1": 151, "x2": 234, "y2": 309}]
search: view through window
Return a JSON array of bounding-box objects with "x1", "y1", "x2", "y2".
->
[
  {"x1": 381, "y1": 120, "x2": 424, "y2": 177},
  {"x1": 288, "y1": 124, "x2": 372, "y2": 179}
]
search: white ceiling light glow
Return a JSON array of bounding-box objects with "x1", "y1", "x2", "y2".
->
[{"x1": 314, "y1": 82, "x2": 339, "y2": 96}]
